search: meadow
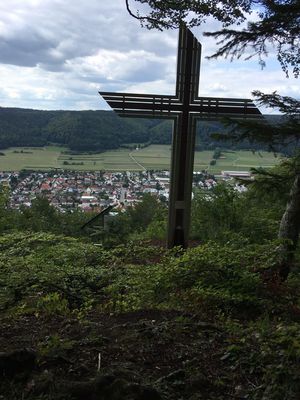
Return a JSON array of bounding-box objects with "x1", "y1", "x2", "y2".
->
[{"x1": 0, "y1": 145, "x2": 280, "y2": 172}]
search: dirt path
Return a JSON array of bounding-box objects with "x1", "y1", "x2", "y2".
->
[{"x1": 129, "y1": 150, "x2": 147, "y2": 171}]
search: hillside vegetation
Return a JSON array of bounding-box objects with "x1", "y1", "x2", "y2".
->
[{"x1": 0, "y1": 176, "x2": 300, "y2": 399}]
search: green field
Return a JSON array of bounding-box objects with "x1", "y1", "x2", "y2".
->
[{"x1": 0, "y1": 145, "x2": 281, "y2": 172}]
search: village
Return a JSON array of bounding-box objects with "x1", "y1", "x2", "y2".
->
[{"x1": 0, "y1": 170, "x2": 223, "y2": 213}]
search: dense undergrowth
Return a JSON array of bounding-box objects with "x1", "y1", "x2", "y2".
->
[{"x1": 1, "y1": 231, "x2": 300, "y2": 399}]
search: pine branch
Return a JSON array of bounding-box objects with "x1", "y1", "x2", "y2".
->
[{"x1": 204, "y1": 1, "x2": 300, "y2": 77}]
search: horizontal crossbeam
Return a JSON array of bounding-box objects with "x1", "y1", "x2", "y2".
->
[{"x1": 100, "y1": 91, "x2": 261, "y2": 118}]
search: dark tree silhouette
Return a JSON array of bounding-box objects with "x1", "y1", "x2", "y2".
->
[{"x1": 125, "y1": 0, "x2": 300, "y2": 77}]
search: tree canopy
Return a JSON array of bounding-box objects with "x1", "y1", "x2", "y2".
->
[{"x1": 126, "y1": 0, "x2": 300, "y2": 77}]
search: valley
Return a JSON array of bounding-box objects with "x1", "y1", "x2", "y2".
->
[{"x1": 0, "y1": 145, "x2": 280, "y2": 173}]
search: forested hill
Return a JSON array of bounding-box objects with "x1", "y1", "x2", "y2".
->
[
  {"x1": 0, "y1": 106, "x2": 285, "y2": 153},
  {"x1": 0, "y1": 107, "x2": 167, "y2": 152}
]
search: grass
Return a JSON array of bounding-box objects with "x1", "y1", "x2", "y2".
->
[
  {"x1": 0, "y1": 145, "x2": 281, "y2": 172},
  {"x1": 0, "y1": 146, "x2": 62, "y2": 171},
  {"x1": 207, "y1": 150, "x2": 281, "y2": 174}
]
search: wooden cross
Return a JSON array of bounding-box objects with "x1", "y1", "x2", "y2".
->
[{"x1": 99, "y1": 25, "x2": 261, "y2": 248}]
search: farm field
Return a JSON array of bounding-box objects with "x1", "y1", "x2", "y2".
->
[
  {"x1": 206, "y1": 150, "x2": 280, "y2": 174},
  {"x1": 0, "y1": 145, "x2": 281, "y2": 172},
  {"x1": 0, "y1": 146, "x2": 63, "y2": 171}
]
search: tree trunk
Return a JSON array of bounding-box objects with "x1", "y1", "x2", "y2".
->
[{"x1": 277, "y1": 173, "x2": 300, "y2": 280}]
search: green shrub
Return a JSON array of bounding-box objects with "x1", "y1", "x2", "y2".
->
[
  {"x1": 103, "y1": 240, "x2": 285, "y2": 317},
  {"x1": 36, "y1": 292, "x2": 69, "y2": 317},
  {"x1": 0, "y1": 232, "x2": 120, "y2": 313},
  {"x1": 221, "y1": 321, "x2": 300, "y2": 399}
]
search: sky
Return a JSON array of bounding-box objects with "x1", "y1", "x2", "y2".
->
[{"x1": 0, "y1": 0, "x2": 298, "y2": 112}]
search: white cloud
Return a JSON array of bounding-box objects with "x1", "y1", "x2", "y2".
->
[
  {"x1": 67, "y1": 49, "x2": 169, "y2": 83},
  {"x1": 0, "y1": 0, "x2": 297, "y2": 110}
]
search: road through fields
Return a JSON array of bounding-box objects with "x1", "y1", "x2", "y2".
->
[{"x1": 129, "y1": 151, "x2": 147, "y2": 171}]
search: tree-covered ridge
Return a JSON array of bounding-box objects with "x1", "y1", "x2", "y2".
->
[
  {"x1": 0, "y1": 107, "x2": 166, "y2": 151},
  {"x1": 0, "y1": 106, "x2": 290, "y2": 154}
]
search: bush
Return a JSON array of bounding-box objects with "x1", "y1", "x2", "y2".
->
[
  {"x1": 221, "y1": 321, "x2": 300, "y2": 399},
  {"x1": 0, "y1": 232, "x2": 120, "y2": 313},
  {"x1": 103, "y1": 240, "x2": 285, "y2": 317}
]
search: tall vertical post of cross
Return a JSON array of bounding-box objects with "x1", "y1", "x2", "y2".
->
[
  {"x1": 168, "y1": 26, "x2": 201, "y2": 248},
  {"x1": 99, "y1": 24, "x2": 261, "y2": 248}
]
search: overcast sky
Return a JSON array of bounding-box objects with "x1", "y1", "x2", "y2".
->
[{"x1": 0, "y1": 0, "x2": 298, "y2": 112}]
